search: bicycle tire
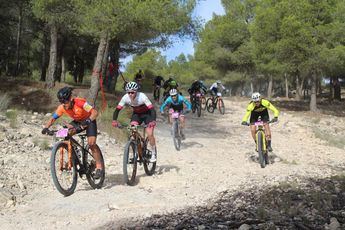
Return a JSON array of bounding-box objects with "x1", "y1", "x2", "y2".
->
[
  {"x1": 143, "y1": 138, "x2": 156, "y2": 176},
  {"x1": 218, "y1": 98, "x2": 225, "y2": 115},
  {"x1": 172, "y1": 120, "x2": 181, "y2": 151},
  {"x1": 123, "y1": 141, "x2": 137, "y2": 186},
  {"x1": 50, "y1": 142, "x2": 77, "y2": 196},
  {"x1": 257, "y1": 131, "x2": 266, "y2": 168},
  {"x1": 206, "y1": 98, "x2": 214, "y2": 113},
  {"x1": 196, "y1": 101, "x2": 202, "y2": 117},
  {"x1": 84, "y1": 144, "x2": 105, "y2": 189},
  {"x1": 201, "y1": 97, "x2": 206, "y2": 110}
]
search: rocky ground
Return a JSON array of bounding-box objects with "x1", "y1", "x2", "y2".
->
[{"x1": 0, "y1": 98, "x2": 345, "y2": 229}]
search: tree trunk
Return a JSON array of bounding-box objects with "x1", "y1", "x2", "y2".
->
[
  {"x1": 40, "y1": 28, "x2": 48, "y2": 81},
  {"x1": 88, "y1": 32, "x2": 108, "y2": 106},
  {"x1": 267, "y1": 75, "x2": 273, "y2": 99},
  {"x1": 250, "y1": 78, "x2": 254, "y2": 95},
  {"x1": 14, "y1": 4, "x2": 23, "y2": 77},
  {"x1": 309, "y1": 72, "x2": 317, "y2": 112},
  {"x1": 61, "y1": 56, "x2": 66, "y2": 82},
  {"x1": 46, "y1": 23, "x2": 58, "y2": 88},
  {"x1": 285, "y1": 73, "x2": 289, "y2": 98},
  {"x1": 111, "y1": 39, "x2": 121, "y2": 93},
  {"x1": 295, "y1": 75, "x2": 304, "y2": 101},
  {"x1": 101, "y1": 39, "x2": 109, "y2": 90}
]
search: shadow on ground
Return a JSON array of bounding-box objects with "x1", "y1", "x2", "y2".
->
[{"x1": 99, "y1": 174, "x2": 345, "y2": 229}]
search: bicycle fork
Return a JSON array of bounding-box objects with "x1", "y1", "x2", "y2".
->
[{"x1": 255, "y1": 130, "x2": 267, "y2": 152}]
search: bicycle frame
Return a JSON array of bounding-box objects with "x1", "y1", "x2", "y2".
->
[{"x1": 127, "y1": 125, "x2": 147, "y2": 160}]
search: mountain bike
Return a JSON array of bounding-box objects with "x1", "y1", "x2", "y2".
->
[
  {"x1": 206, "y1": 92, "x2": 225, "y2": 114},
  {"x1": 121, "y1": 124, "x2": 156, "y2": 186},
  {"x1": 200, "y1": 94, "x2": 207, "y2": 111},
  {"x1": 47, "y1": 128, "x2": 105, "y2": 196},
  {"x1": 170, "y1": 111, "x2": 188, "y2": 151},
  {"x1": 191, "y1": 92, "x2": 202, "y2": 117},
  {"x1": 242, "y1": 118, "x2": 276, "y2": 168}
]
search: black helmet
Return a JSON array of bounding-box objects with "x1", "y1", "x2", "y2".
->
[{"x1": 57, "y1": 87, "x2": 73, "y2": 103}]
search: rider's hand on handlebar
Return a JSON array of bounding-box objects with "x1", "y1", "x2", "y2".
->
[
  {"x1": 271, "y1": 117, "x2": 278, "y2": 123},
  {"x1": 112, "y1": 120, "x2": 119, "y2": 128},
  {"x1": 147, "y1": 121, "x2": 156, "y2": 128},
  {"x1": 41, "y1": 127, "x2": 49, "y2": 135},
  {"x1": 241, "y1": 121, "x2": 249, "y2": 126},
  {"x1": 80, "y1": 118, "x2": 92, "y2": 126}
]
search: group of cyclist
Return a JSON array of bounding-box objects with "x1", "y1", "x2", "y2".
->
[{"x1": 41, "y1": 71, "x2": 279, "y2": 181}]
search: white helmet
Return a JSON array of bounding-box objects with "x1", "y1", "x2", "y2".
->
[
  {"x1": 216, "y1": 80, "x2": 221, "y2": 84},
  {"x1": 251, "y1": 92, "x2": 261, "y2": 102},
  {"x1": 125, "y1": 82, "x2": 139, "y2": 92},
  {"x1": 169, "y1": 89, "x2": 178, "y2": 96}
]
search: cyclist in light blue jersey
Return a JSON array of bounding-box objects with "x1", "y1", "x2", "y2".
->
[{"x1": 160, "y1": 89, "x2": 191, "y2": 139}]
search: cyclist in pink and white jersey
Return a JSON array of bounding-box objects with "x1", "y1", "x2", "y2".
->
[{"x1": 112, "y1": 82, "x2": 157, "y2": 162}]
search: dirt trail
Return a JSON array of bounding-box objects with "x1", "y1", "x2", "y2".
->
[{"x1": 1, "y1": 99, "x2": 345, "y2": 229}]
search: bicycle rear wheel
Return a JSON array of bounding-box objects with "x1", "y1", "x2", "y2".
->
[
  {"x1": 50, "y1": 142, "x2": 77, "y2": 196},
  {"x1": 257, "y1": 131, "x2": 266, "y2": 168},
  {"x1": 143, "y1": 138, "x2": 156, "y2": 176},
  {"x1": 206, "y1": 98, "x2": 214, "y2": 113},
  {"x1": 123, "y1": 141, "x2": 137, "y2": 185},
  {"x1": 218, "y1": 98, "x2": 225, "y2": 115},
  {"x1": 84, "y1": 144, "x2": 105, "y2": 189},
  {"x1": 172, "y1": 120, "x2": 181, "y2": 151}
]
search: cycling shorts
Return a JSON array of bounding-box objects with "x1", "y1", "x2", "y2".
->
[
  {"x1": 70, "y1": 120, "x2": 97, "y2": 137},
  {"x1": 131, "y1": 111, "x2": 155, "y2": 125},
  {"x1": 250, "y1": 109, "x2": 269, "y2": 124}
]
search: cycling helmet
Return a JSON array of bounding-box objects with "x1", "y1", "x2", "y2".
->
[
  {"x1": 251, "y1": 92, "x2": 261, "y2": 102},
  {"x1": 169, "y1": 89, "x2": 178, "y2": 96},
  {"x1": 170, "y1": 80, "x2": 177, "y2": 87},
  {"x1": 57, "y1": 87, "x2": 73, "y2": 103},
  {"x1": 216, "y1": 80, "x2": 221, "y2": 84},
  {"x1": 125, "y1": 81, "x2": 139, "y2": 92}
]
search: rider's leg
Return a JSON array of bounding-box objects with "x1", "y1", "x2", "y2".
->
[
  {"x1": 146, "y1": 127, "x2": 157, "y2": 162},
  {"x1": 86, "y1": 121, "x2": 103, "y2": 170},
  {"x1": 179, "y1": 114, "x2": 186, "y2": 139},
  {"x1": 264, "y1": 123, "x2": 272, "y2": 151},
  {"x1": 250, "y1": 125, "x2": 256, "y2": 141}
]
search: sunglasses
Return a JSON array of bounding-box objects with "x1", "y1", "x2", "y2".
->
[
  {"x1": 127, "y1": 91, "x2": 136, "y2": 95},
  {"x1": 171, "y1": 95, "x2": 177, "y2": 98}
]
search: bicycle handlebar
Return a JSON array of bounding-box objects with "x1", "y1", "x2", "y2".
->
[{"x1": 241, "y1": 119, "x2": 277, "y2": 126}]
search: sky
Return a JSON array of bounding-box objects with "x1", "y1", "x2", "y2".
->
[{"x1": 120, "y1": 0, "x2": 225, "y2": 69}]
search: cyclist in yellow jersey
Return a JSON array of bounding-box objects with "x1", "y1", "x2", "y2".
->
[{"x1": 241, "y1": 92, "x2": 279, "y2": 152}]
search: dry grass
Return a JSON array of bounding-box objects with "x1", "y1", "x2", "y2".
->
[
  {"x1": 312, "y1": 127, "x2": 345, "y2": 149},
  {"x1": 0, "y1": 93, "x2": 10, "y2": 111}
]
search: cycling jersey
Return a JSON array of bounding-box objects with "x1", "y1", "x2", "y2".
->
[
  {"x1": 210, "y1": 83, "x2": 225, "y2": 91},
  {"x1": 53, "y1": 98, "x2": 93, "y2": 121},
  {"x1": 154, "y1": 76, "x2": 164, "y2": 86},
  {"x1": 188, "y1": 81, "x2": 207, "y2": 95},
  {"x1": 113, "y1": 92, "x2": 156, "y2": 121},
  {"x1": 242, "y1": 99, "x2": 279, "y2": 122},
  {"x1": 160, "y1": 95, "x2": 192, "y2": 113}
]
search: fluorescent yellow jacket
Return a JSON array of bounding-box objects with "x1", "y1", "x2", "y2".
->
[{"x1": 242, "y1": 99, "x2": 279, "y2": 122}]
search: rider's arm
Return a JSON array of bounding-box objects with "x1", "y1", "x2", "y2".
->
[
  {"x1": 182, "y1": 96, "x2": 192, "y2": 111},
  {"x1": 221, "y1": 84, "x2": 226, "y2": 90},
  {"x1": 242, "y1": 102, "x2": 255, "y2": 122},
  {"x1": 210, "y1": 83, "x2": 216, "y2": 90},
  {"x1": 44, "y1": 105, "x2": 64, "y2": 128},
  {"x1": 112, "y1": 96, "x2": 126, "y2": 120},
  {"x1": 160, "y1": 97, "x2": 171, "y2": 113},
  {"x1": 261, "y1": 99, "x2": 279, "y2": 117},
  {"x1": 142, "y1": 93, "x2": 156, "y2": 120}
]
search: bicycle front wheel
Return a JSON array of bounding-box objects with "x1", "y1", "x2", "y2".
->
[
  {"x1": 123, "y1": 141, "x2": 137, "y2": 186},
  {"x1": 257, "y1": 131, "x2": 266, "y2": 168},
  {"x1": 50, "y1": 142, "x2": 77, "y2": 196},
  {"x1": 218, "y1": 98, "x2": 225, "y2": 115},
  {"x1": 172, "y1": 120, "x2": 181, "y2": 151},
  {"x1": 196, "y1": 101, "x2": 202, "y2": 117},
  {"x1": 206, "y1": 98, "x2": 214, "y2": 113},
  {"x1": 143, "y1": 138, "x2": 156, "y2": 176},
  {"x1": 84, "y1": 144, "x2": 105, "y2": 189}
]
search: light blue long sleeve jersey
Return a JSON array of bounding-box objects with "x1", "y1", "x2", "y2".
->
[{"x1": 160, "y1": 95, "x2": 192, "y2": 113}]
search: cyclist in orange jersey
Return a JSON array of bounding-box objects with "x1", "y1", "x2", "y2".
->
[{"x1": 42, "y1": 87, "x2": 104, "y2": 179}]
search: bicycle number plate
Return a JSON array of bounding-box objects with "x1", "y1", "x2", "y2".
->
[
  {"x1": 217, "y1": 92, "x2": 222, "y2": 97},
  {"x1": 254, "y1": 121, "x2": 264, "y2": 126},
  {"x1": 171, "y1": 112, "x2": 180, "y2": 119},
  {"x1": 196, "y1": 93, "x2": 201, "y2": 97},
  {"x1": 56, "y1": 128, "x2": 68, "y2": 137}
]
